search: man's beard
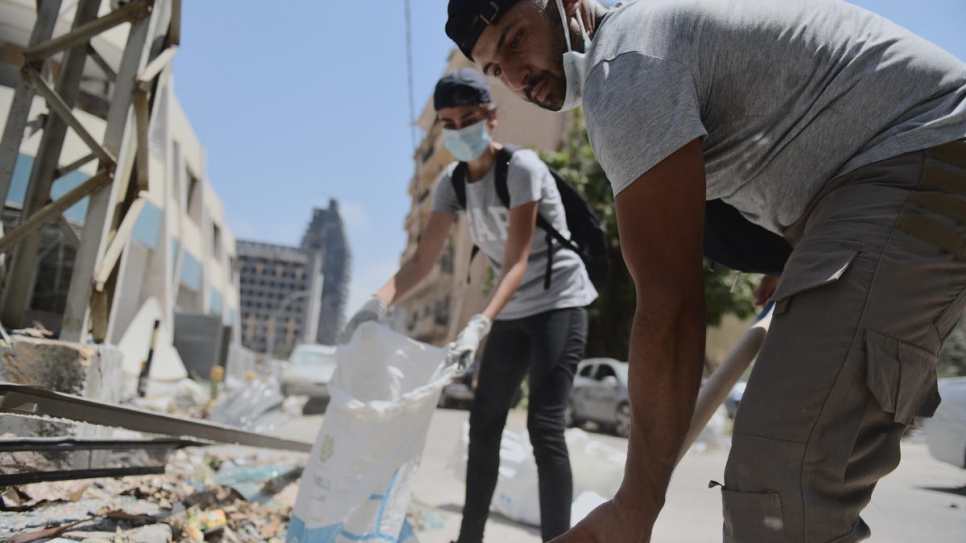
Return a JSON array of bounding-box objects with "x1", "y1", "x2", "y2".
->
[
  {"x1": 524, "y1": 70, "x2": 566, "y2": 111},
  {"x1": 524, "y1": 0, "x2": 575, "y2": 112}
]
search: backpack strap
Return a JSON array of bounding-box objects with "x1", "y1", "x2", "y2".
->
[
  {"x1": 451, "y1": 162, "x2": 468, "y2": 210},
  {"x1": 451, "y1": 162, "x2": 482, "y2": 283}
]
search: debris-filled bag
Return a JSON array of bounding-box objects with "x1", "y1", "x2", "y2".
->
[{"x1": 287, "y1": 323, "x2": 451, "y2": 543}]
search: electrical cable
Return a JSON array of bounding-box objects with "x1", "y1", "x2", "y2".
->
[{"x1": 404, "y1": 0, "x2": 417, "y2": 151}]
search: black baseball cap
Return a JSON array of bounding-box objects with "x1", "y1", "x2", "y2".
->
[
  {"x1": 434, "y1": 68, "x2": 493, "y2": 110},
  {"x1": 446, "y1": 0, "x2": 523, "y2": 61}
]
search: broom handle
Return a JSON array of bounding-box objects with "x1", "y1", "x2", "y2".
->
[{"x1": 676, "y1": 305, "x2": 773, "y2": 464}]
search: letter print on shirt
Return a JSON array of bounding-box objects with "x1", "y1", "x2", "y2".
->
[{"x1": 488, "y1": 207, "x2": 509, "y2": 240}]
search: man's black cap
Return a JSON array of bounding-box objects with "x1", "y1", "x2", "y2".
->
[
  {"x1": 446, "y1": 0, "x2": 522, "y2": 61},
  {"x1": 434, "y1": 68, "x2": 493, "y2": 110}
]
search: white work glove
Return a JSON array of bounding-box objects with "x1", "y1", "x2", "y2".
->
[
  {"x1": 339, "y1": 296, "x2": 387, "y2": 344},
  {"x1": 445, "y1": 314, "x2": 492, "y2": 371}
]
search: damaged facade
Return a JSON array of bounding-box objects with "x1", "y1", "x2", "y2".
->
[{"x1": 0, "y1": 0, "x2": 245, "y2": 393}]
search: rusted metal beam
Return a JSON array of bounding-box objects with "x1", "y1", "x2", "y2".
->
[
  {"x1": 171, "y1": 0, "x2": 182, "y2": 45},
  {"x1": 54, "y1": 152, "x2": 97, "y2": 179},
  {"x1": 0, "y1": 436, "x2": 204, "y2": 453},
  {"x1": 0, "y1": 170, "x2": 112, "y2": 254},
  {"x1": 23, "y1": 68, "x2": 117, "y2": 167},
  {"x1": 133, "y1": 89, "x2": 150, "y2": 191},
  {"x1": 0, "y1": 382, "x2": 313, "y2": 452},
  {"x1": 2, "y1": 466, "x2": 165, "y2": 486},
  {"x1": 23, "y1": 0, "x2": 154, "y2": 62},
  {"x1": 93, "y1": 195, "x2": 146, "y2": 290}
]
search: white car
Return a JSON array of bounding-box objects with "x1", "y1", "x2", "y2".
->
[
  {"x1": 280, "y1": 344, "x2": 338, "y2": 412},
  {"x1": 924, "y1": 377, "x2": 966, "y2": 469},
  {"x1": 568, "y1": 358, "x2": 631, "y2": 437}
]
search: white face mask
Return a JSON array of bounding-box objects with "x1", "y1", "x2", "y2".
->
[
  {"x1": 442, "y1": 118, "x2": 492, "y2": 162},
  {"x1": 556, "y1": 0, "x2": 591, "y2": 112}
]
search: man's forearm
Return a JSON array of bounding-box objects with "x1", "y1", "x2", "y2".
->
[{"x1": 616, "y1": 300, "x2": 706, "y2": 518}]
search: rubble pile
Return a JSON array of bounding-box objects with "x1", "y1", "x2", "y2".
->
[{"x1": 0, "y1": 449, "x2": 301, "y2": 542}]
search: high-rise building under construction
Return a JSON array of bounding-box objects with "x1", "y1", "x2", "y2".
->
[{"x1": 301, "y1": 200, "x2": 351, "y2": 345}]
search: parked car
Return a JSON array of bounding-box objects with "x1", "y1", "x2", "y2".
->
[
  {"x1": 567, "y1": 358, "x2": 631, "y2": 437},
  {"x1": 280, "y1": 344, "x2": 338, "y2": 414},
  {"x1": 924, "y1": 377, "x2": 966, "y2": 469}
]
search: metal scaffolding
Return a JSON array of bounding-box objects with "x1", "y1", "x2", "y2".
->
[{"x1": 0, "y1": 0, "x2": 181, "y2": 342}]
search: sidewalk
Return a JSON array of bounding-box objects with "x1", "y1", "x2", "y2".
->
[{"x1": 403, "y1": 408, "x2": 966, "y2": 543}]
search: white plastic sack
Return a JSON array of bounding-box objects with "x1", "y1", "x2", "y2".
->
[
  {"x1": 447, "y1": 425, "x2": 627, "y2": 527},
  {"x1": 288, "y1": 323, "x2": 451, "y2": 543}
]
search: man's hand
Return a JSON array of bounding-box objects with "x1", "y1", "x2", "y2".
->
[
  {"x1": 550, "y1": 497, "x2": 658, "y2": 543},
  {"x1": 339, "y1": 296, "x2": 387, "y2": 344},
  {"x1": 753, "y1": 274, "x2": 781, "y2": 306},
  {"x1": 445, "y1": 314, "x2": 492, "y2": 370}
]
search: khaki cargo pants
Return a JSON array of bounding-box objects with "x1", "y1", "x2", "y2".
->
[{"x1": 723, "y1": 140, "x2": 966, "y2": 543}]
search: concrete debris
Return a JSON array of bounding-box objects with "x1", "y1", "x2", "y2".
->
[{"x1": 0, "y1": 447, "x2": 299, "y2": 542}]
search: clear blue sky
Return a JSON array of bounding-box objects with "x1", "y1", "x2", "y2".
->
[{"x1": 173, "y1": 0, "x2": 966, "y2": 315}]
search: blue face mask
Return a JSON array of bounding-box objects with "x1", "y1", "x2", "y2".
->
[{"x1": 442, "y1": 119, "x2": 491, "y2": 162}]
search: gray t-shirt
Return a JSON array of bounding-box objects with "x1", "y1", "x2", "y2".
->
[
  {"x1": 432, "y1": 149, "x2": 598, "y2": 320},
  {"x1": 584, "y1": 0, "x2": 966, "y2": 234}
]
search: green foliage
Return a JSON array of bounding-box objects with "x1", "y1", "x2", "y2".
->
[{"x1": 540, "y1": 109, "x2": 756, "y2": 359}]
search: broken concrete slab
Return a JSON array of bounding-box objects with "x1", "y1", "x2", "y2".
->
[{"x1": 0, "y1": 337, "x2": 124, "y2": 439}]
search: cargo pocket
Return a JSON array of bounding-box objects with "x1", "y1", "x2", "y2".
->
[
  {"x1": 722, "y1": 489, "x2": 785, "y2": 543},
  {"x1": 769, "y1": 240, "x2": 863, "y2": 313},
  {"x1": 865, "y1": 331, "x2": 942, "y2": 424}
]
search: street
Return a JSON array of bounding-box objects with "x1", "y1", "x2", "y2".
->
[{"x1": 275, "y1": 407, "x2": 966, "y2": 543}]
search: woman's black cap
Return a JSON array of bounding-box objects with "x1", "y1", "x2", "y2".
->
[{"x1": 434, "y1": 68, "x2": 493, "y2": 110}]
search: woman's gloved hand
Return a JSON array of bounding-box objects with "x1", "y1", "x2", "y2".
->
[
  {"x1": 339, "y1": 296, "x2": 387, "y2": 344},
  {"x1": 446, "y1": 314, "x2": 492, "y2": 370}
]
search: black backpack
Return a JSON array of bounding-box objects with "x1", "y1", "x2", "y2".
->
[
  {"x1": 451, "y1": 145, "x2": 610, "y2": 291},
  {"x1": 703, "y1": 199, "x2": 792, "y2": 276}
]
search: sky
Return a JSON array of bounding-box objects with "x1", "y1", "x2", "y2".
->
[{"x1": 172, "y1": 0, "x2": 966, "y2": 317}]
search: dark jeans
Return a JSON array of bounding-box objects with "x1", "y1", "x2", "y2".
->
[{"x1": 457, "y1": 307, "x2": 588, "y2": 543}]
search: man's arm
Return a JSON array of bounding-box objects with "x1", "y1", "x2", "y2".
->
[
  {"x1": 615, "y1": 137, "x2": 707, "y2": 525},
  {"x1": 553, "y1": 138, "x2": 707, "y2": 542}
]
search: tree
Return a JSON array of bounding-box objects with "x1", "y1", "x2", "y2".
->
[{"x1": 540, "y1": 109, "x2": 757, "y2": 359}]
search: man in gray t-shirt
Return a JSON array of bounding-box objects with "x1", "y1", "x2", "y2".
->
[{"x1": 446, "y1": 0, "x2": 966, "y2": 541}]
